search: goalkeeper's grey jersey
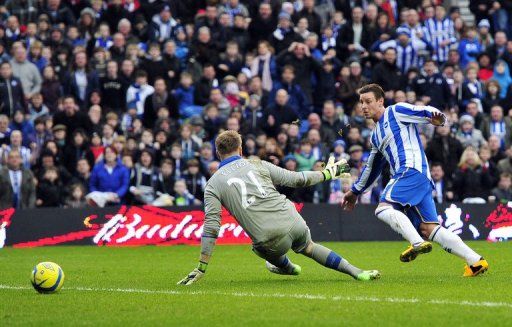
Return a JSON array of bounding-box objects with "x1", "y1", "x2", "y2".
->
[{"x1": 203, "y1": 157, "x2": 323, "y2": 244}]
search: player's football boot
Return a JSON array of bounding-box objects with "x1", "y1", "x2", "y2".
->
[
  {"x1": 355, "y1": 270, "x2": 381, "y2": 281},
  {"x1": 399, "y1": 241, "x2": 432, "y2": 262},
  {"x1": 265, "y1": 261, "x2": 302, "y2": 276},
  {"x1": 463, "y1": 258, "x2": 489, "y2": 277}
]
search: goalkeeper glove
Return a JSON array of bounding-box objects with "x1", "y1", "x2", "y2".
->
[
  {"x1": 321, "y1": 156, "x2": 351, "y2": 181},
  {"x1": 177, "y1": 262, "x2": 207, "y2": 286}
]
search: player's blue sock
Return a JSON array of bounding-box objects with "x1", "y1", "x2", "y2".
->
[
  {"x1": 268, "y1": 255, "x2": 295, "y2": 273},
  {"x1": 307, "y1": 243, "x2": 362, "y2": 278}
]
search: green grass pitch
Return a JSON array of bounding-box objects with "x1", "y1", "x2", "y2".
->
[{"x1": 1, "y1": 241, "x2": 511, "y2": 326}]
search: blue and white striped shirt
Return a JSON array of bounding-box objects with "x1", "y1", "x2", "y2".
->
[
  {"x1": 379, "y1": 39, "x2": 429, "y2": 74},
  {"x1": 351, "y1": 103, "x2": 444, "y2": 195},
  {"x1": 423, "y1": 17, "x2": 457, "y2": 63}
]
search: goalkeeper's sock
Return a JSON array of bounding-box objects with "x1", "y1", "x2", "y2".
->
[
  {"x1": 307, "y1": 243, "x2": 362, "y2": 278},
  {"x1": 375, "y1": 206, "x2": 424, "y2": 246},
  {"x1": 429, "y1": 225, "x2": 481, "y2": 265},
  {"x1": 267, "y1": 255, "x2": 295, "y2": 274}
]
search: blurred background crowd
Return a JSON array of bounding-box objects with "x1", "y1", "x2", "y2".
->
[{"x1": 0, "y1": 0, "x2": 511, "y2": 208}]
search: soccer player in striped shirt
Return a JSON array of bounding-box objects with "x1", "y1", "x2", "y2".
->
[{"x1": 342, "y1": 84, "x2": 489, "y2": 277}]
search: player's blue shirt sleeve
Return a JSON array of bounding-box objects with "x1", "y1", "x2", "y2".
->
[
  {"x1": 392, "y1": 102, "x2": 445, "y2": 125},
  {"x1": 351, "y1": 146, "x2": 386, "y2": 195}
]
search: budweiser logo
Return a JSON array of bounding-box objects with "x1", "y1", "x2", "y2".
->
[{"x1": 91, "y1": 206, "x2": 250, "y2": 246}]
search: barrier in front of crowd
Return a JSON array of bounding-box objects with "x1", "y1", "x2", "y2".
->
[{"x1": 1, "y1": 202, "x2": 511, "y2": 248}]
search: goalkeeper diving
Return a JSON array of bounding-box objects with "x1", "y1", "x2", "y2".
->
[{"x1": 178, "y1": 130, "x2": 380, "y2": 285}]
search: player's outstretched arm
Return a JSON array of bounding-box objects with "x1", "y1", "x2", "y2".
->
[
  {"x1": 262, "y1": 157, "x2": 349, "y2": 188},
  {"x1": 348, "y1": 147, "x2": 385, "y2": 207},
  {"x1": 177, "y1": 186, "x2": 220, "y2": 286},
  {"x1": 393, "y1": 103, "x2": 446, "y2": 126}
]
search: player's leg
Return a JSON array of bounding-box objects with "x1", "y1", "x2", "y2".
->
[
  {"x1": 375, "y1": 203, "x2": 426, "y2": 247},
  {"x1": 377, "y1": 174, "x2": 427, "y2": 248},
  {"x1": 253, "y1": 237, "x2": 301, "y2": 276},
  {"x1": 416, "y1": 196, "x2": 488, "y2": 276},
  {"x1": 291, "y1": 219, "x2": 380, "y2": 280}
]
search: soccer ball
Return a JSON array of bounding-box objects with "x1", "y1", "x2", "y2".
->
[{"x1": 31, "y1": 262, "x2": 65, "y2": 294}]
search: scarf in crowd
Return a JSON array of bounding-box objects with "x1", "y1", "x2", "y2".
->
[{"x1": 250, "y1": 52, "x2": 272, "y2": 91}]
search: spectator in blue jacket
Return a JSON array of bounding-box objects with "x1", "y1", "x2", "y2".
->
[
  {"x1": 89, "y1": 146, "x2": 130, "y2": 205},
  {"x1": 458, "y1": 27, "x2": 482, "y2": 69}
]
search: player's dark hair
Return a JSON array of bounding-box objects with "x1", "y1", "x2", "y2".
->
[
  {"x1": 215, "y1": 130, "x2": 242, "y2": 157},
  {"x1": 358, "y1": 83, "x2": 385, "y2": 100}
]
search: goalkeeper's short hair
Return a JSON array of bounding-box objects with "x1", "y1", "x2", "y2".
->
[{"x1": 215, "y1": 130, "x2": 242, "y2": 156}]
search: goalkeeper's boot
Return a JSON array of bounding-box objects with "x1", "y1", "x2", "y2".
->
[
  {"x1": 355, "y1": 270, "x2": 381, "y2": 281},
  {"x1": 399, "y1": 241, "x2": 432, "y2": 262},
  {"x1": 265, "y1": 261, "x2": 302, "y2": 276},
  {"x1": 463, "y1": 258, "x2": 489, "y2": 277}
]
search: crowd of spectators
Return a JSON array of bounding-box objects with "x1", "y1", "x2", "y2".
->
[{"x1": 0, "y1": 0, "x2": 512, "y2": 209}]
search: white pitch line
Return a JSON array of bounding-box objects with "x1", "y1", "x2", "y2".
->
[{"x1": 1, "y1": 284, "x2": 511, "y2": 309}]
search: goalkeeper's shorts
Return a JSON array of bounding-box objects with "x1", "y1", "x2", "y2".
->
[{"x1": 252, "y1": 218, "x2": 312, "y2": 260}]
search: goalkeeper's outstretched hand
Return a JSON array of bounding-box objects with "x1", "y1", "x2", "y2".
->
[
  {"x1": 321, "y1": 156, "x2": 351, "y2": 181},
  {"x1": 177, "y1": 268, "x2": 204, "y2": 286}
]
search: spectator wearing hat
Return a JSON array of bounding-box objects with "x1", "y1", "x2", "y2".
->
[
  {"x1": 148, "y1": 4, "x2": 180, "y2": 44},
  {"x1": 89, "y1": 146, "x2": 130, "y2": 205},
  {"x1": 0, "y1": 149, "x2": 36, "y2": 209},
  {"x1": 426, "y1": 124, "x2": 464, "y2": 179},
  {"x1": 271, "y1": 11, "x2": 302, "y2": 54},
  {"x1": 377, "y1": 25, "x2": 431, "y2": 75},
  {"x1": 9, "y1": 45, "x2": 41, "y2": 101},
  {"x1": 477, "y1": 19, "x2": 494, "y2": 51},
  {"x1": 456, "y1": 115, "x2": 487, "y2": 149},
  {"x1": 189, "y1": 116, "x2": 205, "y2": 144},
  {"x1": 492, "y1": 59, "x2": 512, "y2": 98},
  {"x1": 0, "y1": 61, "x2": 25, "y2": 117}
]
